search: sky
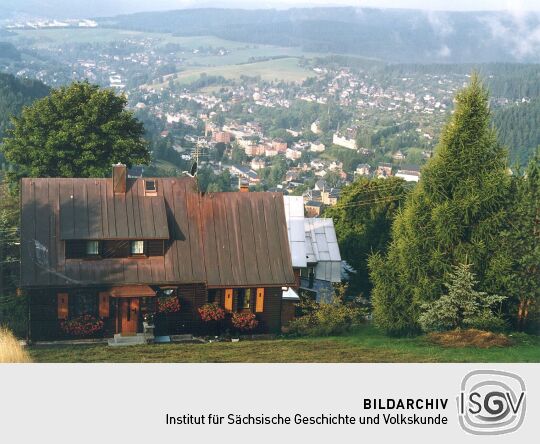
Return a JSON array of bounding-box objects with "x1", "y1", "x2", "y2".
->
[
  {"x1": 113, "y1": 0, "x2": 540, "y2": 12},
  {"x1": 2, "y1": 0, "x2": 540, "y2": 21}
]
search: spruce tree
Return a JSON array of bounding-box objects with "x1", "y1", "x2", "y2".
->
[
  {"x1": 369, "y1": 74, "x2": 511, "y2": 335},
  {"x1": 418, "y1": 263, "x2": 506, "y2": 332}
]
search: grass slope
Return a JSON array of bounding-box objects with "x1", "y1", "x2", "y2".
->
[{"x1": 28, "y1": 326, "x2": 540, "y2": 363}]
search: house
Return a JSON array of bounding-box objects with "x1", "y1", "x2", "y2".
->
[
  {"x1": 321, "y1": 188, "x2": 340, "y2": 206},
  {"x1": 304, "y1": 200, "x2": 323, "y2": 217},
  {"x1": 213, "y1": 131, "x2": 231, "y2": 144},
  {"x1": 310, "y1": 141, "x2": 325, "y2": 153},
  {"x1": 284, "y1": 197, "x2": 342, "y2": 302},
  {"x1": 376, "y1": 163, "x2": 393, "y2": 178},
  {"x1": 302, "y1": 189, "x2": 322, "y2": 203},
  {"x1": 333, "y1": 133, "x2": 356, "y2": 150},
  {"x1": 285, "y1": 148, "x2": 302, "y2": 160},
  {"x1": 314, "y1": 179, "x2": 328, "y2": 191},
  {"x1": 355, "y1": 163, "x2": 371, "y2": 176},
  {"x1": 272, "y1": 139, "x2": 288, "y2": 153},
  {"x1": 310, "y1": 120, "x2": 321, "y2": 134},
  {"x1": 392, "y1": 150, "x2": 406, "y2": 161},
  {"x1": 230, "y1": 165, "x2": 260, "y2": 184},
  {"x1": 395, "y1": 165, "x2": 421, "y2": 182},
  {"x1": 19, "y1": 165, "x2": 295, "y2": 341},
  {"x1": 250, "y1": 157, "x2": 266, "y2": 171}
]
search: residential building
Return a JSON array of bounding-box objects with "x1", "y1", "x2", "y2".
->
[
  {"x1": 304, "y1": 200, "x2": 324, "y2": 217},
  {"x1": 284, "y1": 196, "x2": 342, "y2": 302},
  {"x1": 19, "y1": 166, "x2": 295, "y2": 341},
  {"x1": 333, "y1": 133, "x2": 357, "y2": 150},
  {"x1": 376, "y1": 163, "x2": 393, "y2": 178},
  {"x1": 396, "y1": 165, "x2": 421, "y2": 182},
  {"x1": 310, "y1": 141, "x2": 325, "y2": 153}
]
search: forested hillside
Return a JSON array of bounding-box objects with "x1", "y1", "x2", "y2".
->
[
  {"x1": 0, "y1": 42, "x2": 20, "y2": 61},
  {"x1": 493, "y1": 100, "x2": 540, "y2": 166},
  {"x1": 0, "y1": 72, "x2": 49, "y2": 141},
  {"x1": 102, "y1": 7, "x2": 540, "y2": 63}
]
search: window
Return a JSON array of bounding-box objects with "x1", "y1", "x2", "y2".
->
[
  {"x1": 69, "y1": 290, "x2": 98, "y2": 318},
  {"x1": 208, "y1": 289, "x2": 218, "y2": 304},
  {"x1": 86, "y1": 240, "x2": 99, "y2": 256},
  {"x1": 238, "y1": 288, "x2": 251, "y2": 310},
  {"x1": 130, "y1": 240, "x2": 145, "y2": 255},
  {"x1": 145, "y1": 179, "x2": 157, "y2": 196}
]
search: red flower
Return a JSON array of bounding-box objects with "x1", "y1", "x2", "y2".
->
[
  {"x1": 198, "y1": 303, "x2": 226, "y2": 322},
  {"x1": 60, "y1": 315, "x2": 104, "y2": 337},
  {"x1": 231, "y1": 312, "x2": 258, "y2": 332},
  {"x1": 157, "y1": 296, "x2": 181, "y2": 313}
]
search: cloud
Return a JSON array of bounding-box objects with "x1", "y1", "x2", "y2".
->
[
  {"x1": 425, "y1": 10, "x2": 454, "y2": 37},
  {"x1": 480, "y1": 8, "x2": 540, "y2": 59},
  {"x1": 437, "y1": 45, "x2": 451, "y2": 57}
]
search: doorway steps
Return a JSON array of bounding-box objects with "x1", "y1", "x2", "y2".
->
[{"x1": 107, "y1": 333, "x2": 148, "y2": 347}]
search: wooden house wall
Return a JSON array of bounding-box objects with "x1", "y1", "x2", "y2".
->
[{"x1": 256, "y1": 287, "x2": 282, "y2": 333}]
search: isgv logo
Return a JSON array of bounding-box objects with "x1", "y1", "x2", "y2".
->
[{"x1": 457, "y1": 370, "x2": 526, "y2": 435}]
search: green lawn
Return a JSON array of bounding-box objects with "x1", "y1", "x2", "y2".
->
[
  {"x1": 149, "y1": 57, "x2": 315, "y2": 88},
  {"x1": 28, "y1": 326, "x2": 540, "y2": 363}
]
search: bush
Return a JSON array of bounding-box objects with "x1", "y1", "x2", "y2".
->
[
  {"x1": 0, "y1": 326, "x2": 31, "y2": 362},
  {"x1": 418, "y1": 263, "x2": 507, "y2": 333},
  {"x1": 287, "y1": 295, "x2": 368, "y2": 337},
  {"x1": 231, "y1": 312, "x2": 258, "y2": 332}
]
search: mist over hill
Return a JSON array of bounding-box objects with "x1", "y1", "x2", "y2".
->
[{"x1": 98, "y1": 7, "x2": 540, "y2": 63}]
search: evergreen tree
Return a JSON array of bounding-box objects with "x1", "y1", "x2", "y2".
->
[
  {"x1": 369, "y1": 74, "x2": 511, "y2": 335},
  {"x1": 324, "y1": 177, "x2": 409, "y2": 298},
  {"x1": 489, "y1": 149, "x2": 540, "y2": 331},
  {"x1": 418, "y1": 263, "x2": 506, "y2": 332}
]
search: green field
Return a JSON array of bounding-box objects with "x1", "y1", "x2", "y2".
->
[
  {"x1": 150, "y1": 57, "x2": 315, "y2": 88},
  {"x1": 28, "y1": 326, "x2": 540, "y2": 363},
  {"x1": 9, "y1": 28, "x2": 320, "y2": 66}
]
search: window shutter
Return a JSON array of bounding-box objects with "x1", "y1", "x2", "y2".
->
[
  {"x1": 99, "y1": 292, "x2": 110, "y2": 318},
  {"x1": 57, "y1": 293, "x2": 68, "y2": 320},
  {"x1": 224, "y1": 289, "x2": 233, "y2": 312},
  {"x1": 256, "y1": 288, "x2": 265, "y2": 313}
]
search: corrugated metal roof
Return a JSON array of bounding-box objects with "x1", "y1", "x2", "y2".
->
[
  {"x1": 304, "y1": 218, "x2": 342, "y2": 283},
  {"x1": 20, "y1": 177, "x2": 294, "y2": 288},
  {"x1": 58, "y1": 178, "x2": 169, "y2": 240},
  {"x1": 283, "y1": 196, "x2": 307, "y2": 268}
]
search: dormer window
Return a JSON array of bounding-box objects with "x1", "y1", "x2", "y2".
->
[
  {"x1": 85, "y1": 241, "x2": 99, "y2": 256},
  {"x1": 130, "y1": 240, "x2": 145, "y2": 256},
  {"x1": 145, "y1": 179, "x2": 157, "y2": 196}
]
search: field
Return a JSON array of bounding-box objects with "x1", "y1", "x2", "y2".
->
[
  {"x1": 28, "y1": 326, "x2": 540, "y2": 363},
  {"x1": 152, "y1": 58, "x2": 315, "y2": 88},
  {"x1": 6, "y1": 28, "x2": 324, "y2": 86}
]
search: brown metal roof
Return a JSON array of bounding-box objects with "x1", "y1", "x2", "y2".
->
[
  {"x1": 20, "y1": 177, "x2": 294, "y2": 288},
  {"x1": 58, "y1": 178, "x2": 169, "y2": 240}
]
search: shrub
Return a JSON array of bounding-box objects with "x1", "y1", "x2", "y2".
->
[
  {"x1": 231, "y1": 312, "x2": 258, "y2": 332},
  {"x1": 198, "y1": 303, "x2": 226, "y2": 322},
  {"x1": 418, "y1": 263, "x2": 507, "y2": 332},
  {"x1": 60, "y1": 315, "x2": 104, "y2": 337},
  {"x1": 157, "y1": 296, "x2": 180, "y2": 313},
  {"x1": 0, "y1": 326, "x2": 31, "y2": 363},
  {"x1": 287, "y1": 295, "x2": 368, "y2": 337}
]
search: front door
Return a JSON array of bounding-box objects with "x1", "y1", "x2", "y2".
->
[{"x1": 119, "y1": 298, "x2": 139, "y2": 335}]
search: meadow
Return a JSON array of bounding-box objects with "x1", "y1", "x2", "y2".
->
[{"x1": 26, "y1": 326, "x2": 540, "y2": 363}]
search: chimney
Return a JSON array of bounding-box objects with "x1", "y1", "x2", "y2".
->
[
  {"x1": 113, "y1": 163, "x2": 127, "y2": 194},
  {"x1": 239, "y1": 177, "x2": 249, "y2": 193}
]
